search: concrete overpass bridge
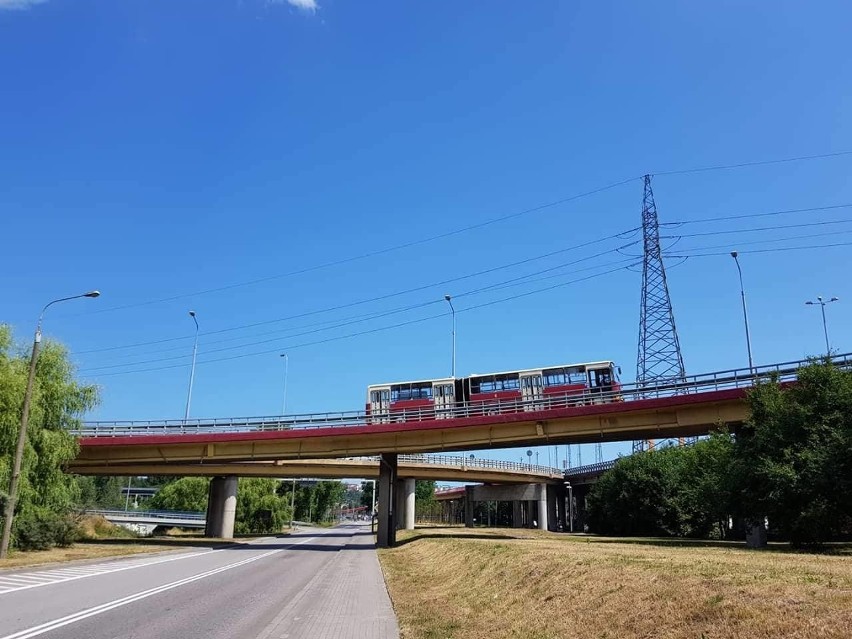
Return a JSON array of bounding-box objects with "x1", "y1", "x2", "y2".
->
[
  {"x1": 86, "y1": 509, "x2": 206, "y2": 535},
  {"x1": 69, "y1": 453, "x2": 563, "y2": 484},
  {"x1": 68, "y1": 354, "x2": 851, "y2": 546}
]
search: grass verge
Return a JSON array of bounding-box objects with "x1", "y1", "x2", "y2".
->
[{"x1": 379, "y1": 528, "x2": 852, "y2": 639}]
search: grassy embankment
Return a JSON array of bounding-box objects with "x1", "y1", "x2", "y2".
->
[{"x1": 379, "y1": 527, "x2": 852, "y2": 639}]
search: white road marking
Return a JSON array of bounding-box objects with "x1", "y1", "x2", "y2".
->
[
  {"x1": 0, "y1": 548, "x2": 221, "y2": 595},
  {"x1": 0, "y1": 537, "x2": 316, "y2": 639}
]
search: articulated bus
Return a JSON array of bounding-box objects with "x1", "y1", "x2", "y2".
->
[{"x1": 366, "y1": 360, "x2": 621, "y2": 423}]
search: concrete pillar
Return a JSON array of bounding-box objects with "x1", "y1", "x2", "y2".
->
[
  {"x1": 512, "y1": 501, "x2": 523, "y2": 528},
  {"x1": 377, "y1": 454, "x2": 398, "y2": 548},
  {"x1": 464, "y1": 486, "x2": 475, "y2": 528},
  {"x1": 205, "y1": 476, "x2": 238, "y2": 539},
  {"x1": 547, "y1": 484, "x2": 558, "y2": 532},
  {"x1": 403, "y1": 478, "x2": 416, "y2": 530},
  {"x1": 537, "y1": 484, "x2": 548, "y2": 531}
]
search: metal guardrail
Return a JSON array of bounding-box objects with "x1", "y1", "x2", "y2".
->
[
  {"x1": 86, "y1": 509, "x2": 206, "y2": 521},
  {"x1": 564, "y1": 460, "x2": 617, "y2": 478},
  {"x1": 396, "y1": 453, "x2": 559, "y2": 475},
  {"x1": 73, "y1": 353, "x2": 852, "y2": 438}
]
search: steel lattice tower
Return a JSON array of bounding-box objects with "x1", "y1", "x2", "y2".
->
[{"x1": 634, "y1": 174, "x2": 685, "y2": 453}]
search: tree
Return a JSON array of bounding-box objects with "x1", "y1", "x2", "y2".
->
[
  {"x1": 0, "y1": 325, "x2": 99, "y2": 535},
  {"x1": 415, "y1": 480, "x2": 436, "y2": 503},
  {"x1": 360, "y1": 481, "x2": 374, "y2": 511},
  {"x1": 235, "y1": 479, "x2": 290, "y2": 534},
  {"x1": 730, "y1": 360, "x2": 852, "y2": 546},
  {"x1": 75, "y1": 476, "x2": 129, "y2": 510},
  {"x1": 147, "y1": 477, "x2": 209, "y2": 512},
  {"x1": 586, "y1": 435, "x2": 734, "y2": 538}
]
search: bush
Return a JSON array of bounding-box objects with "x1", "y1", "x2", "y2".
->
[{"x1": 13, "y1": 512, "x2": 80, "y2": 551}]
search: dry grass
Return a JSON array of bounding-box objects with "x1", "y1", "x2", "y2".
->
[
  {"x1": 379, "y1": 528, "x2": 852, "y2": 639},
  {"x1": 0, "y1": 542, "x2": 173, "y2": 570}
]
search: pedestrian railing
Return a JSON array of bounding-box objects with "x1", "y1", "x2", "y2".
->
[{"x1": 85, "y1": 509, "x2": 206, "y2": 521}]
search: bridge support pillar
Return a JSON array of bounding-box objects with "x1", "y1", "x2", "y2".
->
[
  {"x1": 377, "y1": 454, "x2": 398, "y2": 548},
  {"x1": 403, "y1": 478, "x2": 415, "y2": 530},
  {"x1": 547, "y1": 485, "x2": 558, "y2": 532},
  {"x1": 464, "y1": 486, "x2": 475, "y2": 528},
  {"x1": 537, "y1": 484, "x2": 548, "y2": 531},
  {"x1": 205, "y1": 476, "x2": 237, "y2": 539},
  {"x1": 512, "y1": 501, "x2": 523, "y2": 528}
]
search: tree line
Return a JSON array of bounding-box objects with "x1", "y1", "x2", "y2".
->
[{"x1": 587, "y1": 360, "x2": 852, "y2": 546}]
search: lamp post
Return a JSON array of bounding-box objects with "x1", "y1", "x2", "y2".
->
[
  {"x1": 1, "y1": 290, "x2": 100, "y2": 559},
  {"x1": 444, "y1": 295, "x2": 455, "y2": 378},
  {"x1": 280, "y1": 353, "x2": 289, "y2": 415},
  {"x1": 184, "y1": 311, "x2": 199, "y2": 421},
  {"x1": 730, "y1": 252, "x2": 754, "y2": 374},
  {"x1": 564, "y1": 481, "x2": 574, "y2": 533},
  {"x1": 805, "y1": 296, "x2": 839, "y2": 354}
]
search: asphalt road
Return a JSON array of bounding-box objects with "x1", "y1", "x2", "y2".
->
[{"x1": 0, "y1": 523, "x2": 398, "y2": 639}]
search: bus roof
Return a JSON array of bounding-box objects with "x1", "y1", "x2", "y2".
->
[
  {"x1": 367, "y1": 377, "x2": 455, "y2": 390},
  {"x1": 367, "y1": 361, "x2": 617, "y2": 389},
  {"x1": 466, "y1": 361, "x2": 615, "y2": 379}
]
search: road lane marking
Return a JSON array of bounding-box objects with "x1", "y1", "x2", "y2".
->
[
  {"x1": 0, "y1": 537, "x2": 317, "y2": 639},
  {"x1": 0, "y1": 548, "x2": 222, "y2": 595}
]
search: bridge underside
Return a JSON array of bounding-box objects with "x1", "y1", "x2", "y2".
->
[{"x1": 73, "y1": 390, "x2": 747, "y2": 468}]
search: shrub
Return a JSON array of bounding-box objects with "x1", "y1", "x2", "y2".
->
[{"x1": 13, "y1": 512, "x2": 81, "y2": 551}]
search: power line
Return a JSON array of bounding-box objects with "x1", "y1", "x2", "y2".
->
[
  {"x1": 664, "y1": 228, "x2": 852, "y2": 256},
  {"x1": 83, "y1": 262, "x2": 638, "y2": 377},
  {"x1": 74, "y1": 228, "x2": 640, "y2": 355},
  {"x1": 79, "y1": 253, "x2": 637, "y2": 372},
  {"x1": 665, "y1": 203, "x2": 852, "y2": 226},
  {"x1": 661, "y1": 217, "x2": 852, "y2": 239},
  {"x1": 653, "y1": 150, "x2": 852, "y2": 178},
  {"x1": 74, "y1": 177, "x2": 642, "y2": 317},
  {"x1": 668, "y1": 240, "x2": 852, "y2": 258}
]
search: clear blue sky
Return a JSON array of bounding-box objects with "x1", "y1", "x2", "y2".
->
[{"x1": 2, "y1": 0, "x2": 851, "y2": 467}]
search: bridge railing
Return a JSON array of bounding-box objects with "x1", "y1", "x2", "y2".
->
[
  {"x1": 396, "y1": 453, "x2": 559, "y2": 475},
  {"x1": 74, "y1": 353, "x2": 852, "y2": 437},
  {"x1": 564, "y1": 460, "x2": 617, "y2": 478},
  {"x1": 85, "y1": 509, "x2": 206, "y2": 521}
]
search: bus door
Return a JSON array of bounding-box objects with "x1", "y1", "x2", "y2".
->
[
  {"x1": 588, "y1": 368, "x2": 614, "y2": 403},
  {"x1": 432, "y1": 382, "x2": 455, "y2": 419},
  {"x1": 369, "y1": 387, "x2": 390, "y2": 423},
  {"x1": 520, "y1": 373, "x2": 544, "y2": 411}
]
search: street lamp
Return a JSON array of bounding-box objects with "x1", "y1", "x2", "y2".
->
[
  {"x1": 564, "y1": 481, "x2": 574, "y2": 533},
  {"x1": 184, "y1": 311, "x2": 199, "y2": 421},
  {"x1": 0, "y1": 290, "x2": 100, "y2": 559},
  {"x1": 280, "y1": 353, "x2": 289, "y2": 415},
  {"x1": 444, "y1": 295, "x2": 455, "y2": 378},
  {"x1": 730, "y1": 252, "x2": 755, "y2": 373},
  {"x1": 805, "y1": 296, "x2": 839, "y2": 354}
]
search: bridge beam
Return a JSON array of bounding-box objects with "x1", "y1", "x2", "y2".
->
[
  {"x1": 376, "y1": 453, "x2": 398, "y2": 548},
  {"x1": 205, "y1": 476, "x2": 237, "y2": 539}
]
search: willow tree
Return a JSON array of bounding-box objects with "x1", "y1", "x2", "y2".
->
[{"x1": 0, "y1": 324, "x2": 99, "y2": 521}]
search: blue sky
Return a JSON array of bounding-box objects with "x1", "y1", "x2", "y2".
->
[{"x1": 2, "y1": 0, "x2": 851, "y2": 467}]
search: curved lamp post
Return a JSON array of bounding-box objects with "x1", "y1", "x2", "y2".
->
[
  {"x1": 184, "y1": 311, "x2": 199, "y2": 421},
  {"x1": 730, "y1": 252, "x2": 754, "y2": 374},
  {"x1": 1, "y1": 290, "x2": 100, "y2": 558}
]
